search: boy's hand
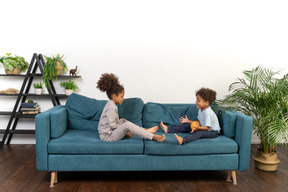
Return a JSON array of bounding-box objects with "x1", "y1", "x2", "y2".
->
[
  {"x1": 190, "y1": 126, "x2": 199, "y2": 133},
  {"x1": 179, "y1": 115, "x2": 190, "y2": 124},
  {"x1": 126, "y1": 132, "x2": 133, "y2": 138}
]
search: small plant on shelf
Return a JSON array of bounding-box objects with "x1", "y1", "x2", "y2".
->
[
  {"x1": 33, "y1": 82, "x2": 43, "y2": 89},
  {"x1": 60, "y1": 80, "x2": 79, "y2": 95},
  {"x1": 43, "y1": 54, "x2": 67, "y2": 88},
  {"x1": 33, "y1": 82, "x2": 44, "y2": 95},
  {"x1": 0, "y1": 53, "x2": 29, "y2": 75}
]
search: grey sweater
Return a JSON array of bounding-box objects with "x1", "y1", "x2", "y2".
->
[{"x1": 98, "y1": 100, "x2": 126, "y2": 137}]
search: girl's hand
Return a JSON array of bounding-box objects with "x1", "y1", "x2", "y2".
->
[
  {"x1": 126, "y1": 132, "x2": 133, "y2": 138},
  {"x1": 179, "y1": 115, "x2": 190, "y2": 124}
]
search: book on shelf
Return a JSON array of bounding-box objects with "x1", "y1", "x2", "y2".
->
[
  {"x1": 20, "y1": 102, "x2": 39, "y2": 108},
  {"x1": 20, "y1": 107, "x2": 40, "y2": 111},
  {"x1": 22, "y1": 111, "x2": 39, "y2": 114},
  {"x1": 20, "y1": 103, "x2": 40, "y2": 114}
]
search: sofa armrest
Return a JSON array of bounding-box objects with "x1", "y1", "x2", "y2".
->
[
  {"x1": 35, "y1": 105, "x2": 65, "y2": 171},
  {"x1": 234, "y1": 112, "x2": 253, "y2": 171},
  {"x1": 50, "y1": 107, "x2": 68, "y2": 138}
]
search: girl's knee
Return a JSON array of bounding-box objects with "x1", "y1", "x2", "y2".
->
[{"x1": 123, "y1": 121, "x2": 133, "y2": 127}]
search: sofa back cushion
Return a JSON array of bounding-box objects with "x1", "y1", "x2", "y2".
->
[
  {"x1": 213, "y1": 108, "x2": 237, "y2": 138},
  {"x1": 118, "y1": 98, "x2": 144, "y2": 127},
  {"x1": 65, "y1": 94, "x2": 144, "y2": 131},
  {"x1": 143, "y1": 103, "x2": 198, "y2": 130},
  {"x1": 66, "y1": 94, "x2": 107, "y2": 131}
]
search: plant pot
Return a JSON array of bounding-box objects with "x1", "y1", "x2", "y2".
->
[
  {"x1": 56, "y1": 61, "x2": 63, "y2": 75},
  {"x1": 65, "y1": 89, "x2": 73, "y2": 96},
  {"x1": 34, "y1": 88, "x2": 43, "y2": 95},
  {"x1": 5, "y1": 68, "x2": 21, "y2": 75},
  {"x1": 253, "y1": 148, "x2": 280, "y2": 171}
]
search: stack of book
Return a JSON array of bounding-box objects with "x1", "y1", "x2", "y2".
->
[{"x1": 20, "y1": 102, "x2": 40, "y2": 114}]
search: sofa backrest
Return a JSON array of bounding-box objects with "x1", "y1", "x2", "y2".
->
[
  {"x1": 65, "y1": 94, "x2": 144, "y2": 131},
  {"x1": 143, "y1": 102, "x2": 236, "y2": 137},
  {"x1": 213, "y1": 108, "x2": 237, "y2": 138},
  {"x1": 65, "y1": 94, "x2": 107, "y2": 131},
  {"x1": 118, "y1": 98, "x2": 144, "y2": 127},
  {"x1": 143, "y1": 102, "x2": 198, "y2": 130}
]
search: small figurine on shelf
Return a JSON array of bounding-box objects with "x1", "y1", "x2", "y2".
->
[{"x1": 70, "y1": 66, "x2": 78, "y2": 76}]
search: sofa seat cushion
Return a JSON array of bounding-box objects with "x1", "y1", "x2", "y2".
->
[
  {"x1": 144, "y1": 133, "x2": 238, "y2": 155},
  {"x1": 48, "y1": 129, "x2": 144, "y2": 155}
]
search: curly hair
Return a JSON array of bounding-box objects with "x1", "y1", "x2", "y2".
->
[
  {"x1": 97, "y1": 73, "x2": 124, "y2": 99},
  {"x1": 196, "y1": 88, "x2": 217, "y2": 105}
]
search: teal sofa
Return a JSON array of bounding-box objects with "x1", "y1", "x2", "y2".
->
[{"x1": 35, "y1": 93, "x2": 253, "y2": 187}]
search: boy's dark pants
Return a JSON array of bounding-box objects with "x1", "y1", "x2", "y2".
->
[{"x1": 168, "y1": 123, "x2": 219, "y2": 144}]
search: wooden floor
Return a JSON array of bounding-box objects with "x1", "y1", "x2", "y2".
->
[{"x1": 0, "y1": 144, "x2": 288, "y2": 192}]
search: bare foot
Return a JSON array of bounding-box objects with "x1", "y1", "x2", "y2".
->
[
  {"x1": 153, "y1": 134, "x2": 166, "y2": 142},
  {"x1": 146, "y1": 126, "x2": 158, "y2": 134},
  {"x1": 174, "y1": 134, "x2": 184, "y2": 145},
  {"x1": 160, "y1": 121, "x2": 168, "y2": 133}
]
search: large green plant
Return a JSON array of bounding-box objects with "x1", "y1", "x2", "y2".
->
[
  {"x1": 0, "y1": 53, "x2": 29, "y2": 72},
  {"x1": 217, "y1": 66, "x2": 288, "y2": 153},
  {"x1": 43, "y1": 54, "x2": 67, "y2": 88}
]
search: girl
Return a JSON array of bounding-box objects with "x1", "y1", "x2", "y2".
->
[
  {"x1": 160, "y1": 88, "x2": 220, "y2": 145},
  {"x1": 97, "y1": 73, "x2": 165, "y2": 142}
]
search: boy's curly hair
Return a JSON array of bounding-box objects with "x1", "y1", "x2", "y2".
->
[
  {"x1": 196, "y1": 88, "x2": 217, "y2": 105},
  {"x1": 97, "y1": 73, "x2": 124, "y2": 99}
]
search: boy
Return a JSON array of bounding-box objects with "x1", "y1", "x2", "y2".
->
[{"x1": 160, "y1": 88, "x2": 220, "y2": 145}]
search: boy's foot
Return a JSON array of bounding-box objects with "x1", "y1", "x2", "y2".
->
[
  {"x1": 153, "y1": 134, "x2": 166, "y2": 142},
  {"x1": 146, "y1": 126, "x2": 158, "y2": 134},
  {"x1": 174, "y1": 134, "x2": 184, "y2": 145},
  {"x1": 160, "y1": 121, "x2": 168, "y2": 133}
]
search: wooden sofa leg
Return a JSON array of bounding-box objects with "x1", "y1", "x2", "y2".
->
[
  {"x1": 226, "y1": 170, "x2": 232, "y2": 182},
  {"x1": 226, "y1": 170, "x2": 237, "y2": 185},
  {"x1": 50, "y1": 171, "x2": 58, "y2": 187},
  {"x1": 55, "y1": 171, "x2": 58, "y2": 184},
  {"x1": 231, "y1": 170, "x2": 237, "y2": 185}
]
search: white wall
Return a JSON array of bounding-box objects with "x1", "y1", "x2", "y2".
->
[{"x1": 1, "y1": 0, "x2": 287, "y2": 144}]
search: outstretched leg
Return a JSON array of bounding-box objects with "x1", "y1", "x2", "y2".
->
[
  {"x1": 161, "y1": 122, "x2": 191, "y2": 133},
  {"x1": 105, "y1": 122, "x2": 165, "y2": 142}
]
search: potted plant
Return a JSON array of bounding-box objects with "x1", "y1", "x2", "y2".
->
[
  {"x1": 217, "y1": 66, "x2": 288, "y2": 171},
  {"x1": 0, "y1": 53, "x2": 29, "y2": 75},
  {"x1": 33, "y1": 82, "x2": 44, "y2": 95},
  {"x1": 60, "y1": 80, "x2": 79, "y2": 95},
  {"x1": 43, "y1": 54, "x2": 67, "y2": 88}
]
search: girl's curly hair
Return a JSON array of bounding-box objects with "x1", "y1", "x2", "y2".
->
[
  {"x1": 196, "y1": 88, "x2": 217, "y2": 105},
  {"x1": 97, "y1": 73, "x2": 124, "y2": 99}
]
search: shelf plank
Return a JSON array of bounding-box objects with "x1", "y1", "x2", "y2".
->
[
  {"x1": 0, "y1": 130, "x2": 35, "y2": 134},
  {"x1": 0, "y1": 93, "x2": 19, "y2": 96},
  {"x1": 0, "y1": 111, "x2": 40, "y2": 117},
  {"x1": 0, "y1": 112, "x2": 13, "y2": 115},
  {"x1": 0, "y1": 93, "x2": 68, "y2": 98},
  {"x1": 0, "y1": 74, "x2": 81, "y2": 78}
]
